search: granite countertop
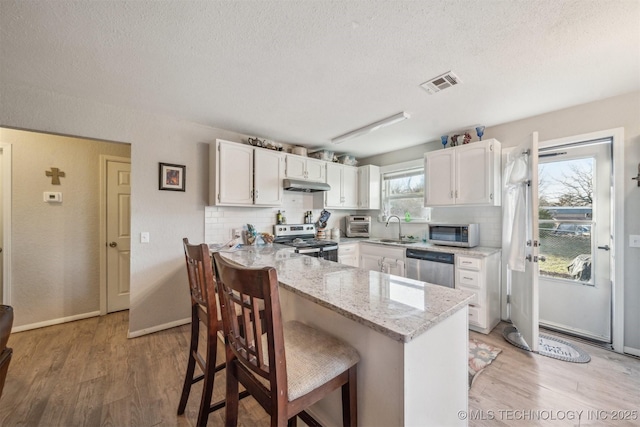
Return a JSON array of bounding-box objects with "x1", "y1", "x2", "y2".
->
[
  {"x1": 335, "y1": 237, "x2": 501, "y2": 257},
  {"x1": 216, "y1": 245, "x2": 474, "y2": 343}
]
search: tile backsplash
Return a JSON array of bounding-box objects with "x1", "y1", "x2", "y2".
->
[
  {"x1": 204, "y1": 192, "x2": 356, "y2": 243},
  {"x1": 367, "y1": 206, "x2": 502, "y2": 248},
  {"x1": 205, "y1": 192, "x2": 501, "y2": 248}
]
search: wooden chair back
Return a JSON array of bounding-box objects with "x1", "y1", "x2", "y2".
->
[
  {"x1": 178, "y1": 239, "x2": 228, "y2": 426},
  {"x1": 182, "y1": 238, "x2": 219, "y2": 327},
  {"x1": 212, "y1": 253, "x2": 288, "y2": 407}
]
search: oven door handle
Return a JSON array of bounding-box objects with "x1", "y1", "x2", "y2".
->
[{"x1": 296, "y1": 248, "x2": 321, "y2": 254}]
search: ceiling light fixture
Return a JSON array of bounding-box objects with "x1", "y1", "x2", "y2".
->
[{"x1": 331, "y1": 112, "x2": 410, "y2": 144}]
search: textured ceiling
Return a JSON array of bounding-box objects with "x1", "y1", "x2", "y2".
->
[{"x1": 1, "y1": 0, "x2": 639, "y2": 158}]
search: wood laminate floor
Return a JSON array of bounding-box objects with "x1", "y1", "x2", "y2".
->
[{"x1": 1, "y1": 311, "x2": 638, "y2": 426}]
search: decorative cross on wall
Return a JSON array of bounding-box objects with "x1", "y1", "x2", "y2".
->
[{"x1": 46, "y1": 167, "x2": 66, "y2": 185}]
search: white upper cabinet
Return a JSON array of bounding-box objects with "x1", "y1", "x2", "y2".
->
[
  {"x1": 325, "y1": 163, "x2": 358, "y2": 209},
  {"x1": 285, "y1": 155, "x2": 326, "y2": 182},
  {"x1": 358, "y1": 165, "x2": 381, "y2": 209},
  {"x1": 424, "y1": 139, "x2": 501, "y2": 207},
  {"x1": 254, "y1": 149, "x2": 286, "y2": 206},
  {"x1": 210, "y1": 139, "x2": 285, "y2": 207}
]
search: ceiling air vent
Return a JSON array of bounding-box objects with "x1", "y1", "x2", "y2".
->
[{"x1": 420, "y1": 71, "x2": 462, "y2": 95}]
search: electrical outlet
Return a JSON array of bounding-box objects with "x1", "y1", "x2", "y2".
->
[
  {"x1": 232, "y1": 229, "x2": 242, "y2": 239},
  {"x1": 630, "y1": 235, "x2": 640, "y2": 248},
  {"x1": 140, "y1": 232, "x2": 150, "y2": 243}
]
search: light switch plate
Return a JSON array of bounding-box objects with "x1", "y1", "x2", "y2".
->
[
  {"x1": 630, "y1": 235, "x2": 640, "y2": 248},
  {"x1": 141, "y1": 232, "x2": 150, "y2": 243}
]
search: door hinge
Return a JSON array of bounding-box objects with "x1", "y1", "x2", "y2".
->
[
  {"x1": 490, "y1": 144, "x2": 493, "y2": 151},
  {"x1": 506, "y1": 294, "x2": 511, "y2": 303}
]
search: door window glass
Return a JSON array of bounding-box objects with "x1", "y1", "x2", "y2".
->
[{"x1": 538, "y1": 158, "x2": 593, "y2": 284}]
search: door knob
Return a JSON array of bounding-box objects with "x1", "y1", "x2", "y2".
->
[
  {"x1": 597, "y1": 245, "x2": 610, "y2": 251},
  {"x1": 109, "y1": 242, "x2": 117, "y2": 248}
]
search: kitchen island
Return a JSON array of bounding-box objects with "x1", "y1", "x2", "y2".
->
[{"x1": 219, "y1": 245, "x2": 473, "y2": 426}]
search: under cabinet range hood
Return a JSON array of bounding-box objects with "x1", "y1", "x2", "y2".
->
[{"x1": 283, "y1": 179, "x2": 331, "y2": 192}]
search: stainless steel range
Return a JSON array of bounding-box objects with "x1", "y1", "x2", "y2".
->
[{"x1": 273, "y1": 224, "x2": 338, "y2": 262}]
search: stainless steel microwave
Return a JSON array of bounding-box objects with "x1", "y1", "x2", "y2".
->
[{"x1": 428, "y1": 224, "x2": 479, "y2": 248}]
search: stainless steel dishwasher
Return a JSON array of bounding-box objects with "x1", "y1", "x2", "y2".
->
[{"x1": 405, "y1": 249, "x2": 455, "y2": 288}]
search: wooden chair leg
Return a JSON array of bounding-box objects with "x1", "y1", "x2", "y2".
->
[
  {"x1": 225, "y1": 360, "x2": 240, "y2": 427},
  {"x1": 196, "y1": 333, "x2": 219, "y2": 427},
  {"x1": 341, "y1": 366, "x2": 357, "y2": 427},
  {"x1": 177, "y1": 311, "x2": 199, "y2": 415}
]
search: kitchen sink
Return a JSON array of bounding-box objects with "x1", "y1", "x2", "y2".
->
[{"x1": 375, "y1": 238, "x2": 420, "y2": 245}]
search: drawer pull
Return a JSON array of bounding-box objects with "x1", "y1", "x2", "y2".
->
[{"x1": 463, "y1": 276, "x2": 473, "y2": 280}]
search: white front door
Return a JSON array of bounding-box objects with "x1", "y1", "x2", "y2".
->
[
  {"x1": 107, "y1": 160, "x2": 131, "y2": 312},
  {"x1": 504, "y1": 133, "x2": 540, "y2": 352},
  {"x1": 538, "y1": 139, "x2": 612, "y2": 342}
]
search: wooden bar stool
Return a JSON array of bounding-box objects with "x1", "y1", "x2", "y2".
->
[
  {"x1": 177, "y1": 239, "x2": 249, "y2": 426},
  {"x1": 0, "y1": 305, "x2": 13, "y2": 399},
  {"x1": 213, "y1": 252, "x2": 359, "y2": 427}
]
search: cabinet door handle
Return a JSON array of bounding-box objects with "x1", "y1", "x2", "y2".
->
[{"x1": 450, "y1": 190, "x2": 454, "y2": 199}]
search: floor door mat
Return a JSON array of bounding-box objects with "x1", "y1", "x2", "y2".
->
[
  {"x1": 469, "y1": 339, "x2": 502, "y2": 388},
  {"x1": 503, "y1": 325, "x2": 591, "y2": 363}
]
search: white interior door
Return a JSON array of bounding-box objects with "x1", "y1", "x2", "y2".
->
[
  {"x1": 538, "y1": 139, "x2": 612, "y2": 342},
  {"x1": 0, "y1": 144, "x2": 11, "y2": 305},
  {"x1": 503, "y1": 132, "x2": 540, "y2": 352},
  {"x1": 107, "y1": 160, "x2": 131, "y2": 312}
]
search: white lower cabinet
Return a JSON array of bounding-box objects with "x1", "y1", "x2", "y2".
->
[
  {"x1": 338, "y1": 243, "x2": 359, "y2": 267},
  {"x1": 455, "y1": 251, "x2": 501, "y2": 334},
  {"x1": 359, "y1": 243, "x2": 405, "y2": 277}
]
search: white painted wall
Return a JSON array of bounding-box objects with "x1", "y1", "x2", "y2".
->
[{"x1": 0, "y1": 128, "x2": 130, "y2": 328}]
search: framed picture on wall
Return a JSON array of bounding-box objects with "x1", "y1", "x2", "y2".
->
[{"x1": 159, "y1": 163, "x2": 186, "y2": 191}]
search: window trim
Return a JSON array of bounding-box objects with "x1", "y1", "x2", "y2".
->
[{"x1": 380, "y1": 159, "x2": 429, "y2": 223}]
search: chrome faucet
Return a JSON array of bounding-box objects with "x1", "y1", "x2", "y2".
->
[{"x1": 385, "y1": 215, "x2": 402, "y2": 241}]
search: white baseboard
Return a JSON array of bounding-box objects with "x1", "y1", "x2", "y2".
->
[
  {"x1": 623, "y1": 346, "x2": 640, "y2": 357},
  {"x1": 127, "y1": 317, "x2": 191, "y2": 338},
  {"x1": 11, "y1": 310, "x2": 101, "y2": 333}
]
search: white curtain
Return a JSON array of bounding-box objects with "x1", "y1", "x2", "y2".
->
[{"x1": 503, "y1": 148, "x2": 530, "y2": 272}]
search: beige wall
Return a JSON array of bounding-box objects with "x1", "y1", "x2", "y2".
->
[
  {"x1": 366, "y1": 91, "x2": 640, "y2": 351},
  {"x1": 488, "y1": 91, "x2": 640, "y2": 351},
  {"x1": 0, "y1": 82, "x2": 251, "y2": 336},
  {"x1": 0, "y1": 128, "x2": 130, "y2": 327},
  {"x1": 1, "y1": 80, "x2": 637, "y2": 350}
]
